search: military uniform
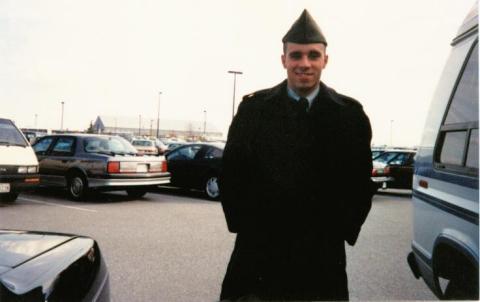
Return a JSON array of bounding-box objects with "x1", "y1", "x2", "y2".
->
[{"x1": 220, "y1": 9, "x2": 373, "y2": 301}]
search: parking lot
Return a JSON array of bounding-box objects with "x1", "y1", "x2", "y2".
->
[{"x1": 0, "y1": 188, "x2": 435, "y2": 301}]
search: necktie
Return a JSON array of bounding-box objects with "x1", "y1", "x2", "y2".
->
[{"x1": 298, "y1": 97, "x2": 309, "y2": 112}]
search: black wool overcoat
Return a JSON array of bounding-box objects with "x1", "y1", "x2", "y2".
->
[{"x1": 220, "y1": 80, "x2": 374, "y2": 301}]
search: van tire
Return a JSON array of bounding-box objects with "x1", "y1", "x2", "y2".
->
[
  {"x1": 443, "y1": 270, "x2": 478, "y2": 300},
  {"x1": 67, "y1": 173, "x2": 89, "y2": 201}
]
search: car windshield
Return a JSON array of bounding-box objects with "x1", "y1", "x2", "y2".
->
[
  {"x1": 0, "y1": 119, "x2": 28, "y2": 147},
  {"x1": 84, "y1": 136, "x2": 138, "y2": 154},
  {"x1": 372, "y1": 150, "x2": 384, "y2": 159},
  {"x1": 132, "y1": 140, "x2": 153, "y2": 147}
]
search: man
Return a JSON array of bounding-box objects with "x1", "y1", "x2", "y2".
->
[{"x1": 220, "y1": 9, "x2": 373, "y2": 301}]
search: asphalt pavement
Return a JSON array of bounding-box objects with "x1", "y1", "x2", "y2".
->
[{"x1": 0, "y1": 188, "x2": 436, "y2": 301}]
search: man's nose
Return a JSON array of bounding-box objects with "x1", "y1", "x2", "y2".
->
[{"x1": 298, "y1": 54, "x2": 311, "y2": 67}]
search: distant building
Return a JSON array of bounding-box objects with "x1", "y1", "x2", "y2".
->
[{"x1": 93, "y1": 116, "x2": 223, "y2": 140}]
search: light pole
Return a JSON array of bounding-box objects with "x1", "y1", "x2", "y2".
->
[
  {"x1": 60, "y1": 101, "x2": 65, "y2": 130},
  {"x1": 139, "y1": 115, "x2": 142, "y2": 136},
  {"x1": 228, "y1": 70, "x2": 242, "y2": 120},
  {"x1": 203, "y1": 110, "x2": 207, "y2": 138},
  {"x1": 156, "y1": 91, "x2": 162, "y2": 138},
  {"x1": 390, "y1": 120, "x2": 394, "y2": 147}
]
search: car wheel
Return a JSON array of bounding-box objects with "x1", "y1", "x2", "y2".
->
[
  {"x1": 205, "y1": 175, "x2": 220, "y2": 200},
  {"x1": 0, "y1": 193, "x2": 19, "y2": 203},
  {"x1": 68, "y1": 174, "x2": 89, "y2": 201},
  {"x1": 126, "y1": 188, "x2": 147, "y2": 199}
]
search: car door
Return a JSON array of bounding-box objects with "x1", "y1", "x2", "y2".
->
[
  {"x1": 45, "y1": 137, "x2": 77, "y2": 187},
  {"x1": 166, "y1": 145, "x2": 203, "y2": 187},
  {"x1": 388, "y1": 152, "x2": 415, "y2": 189},
  {"x1": 33, "y1": 136, "x2": 57, "y2": 185},
  {"x1": 193, "y1": 146, "x2": 223, "y2": 188}
]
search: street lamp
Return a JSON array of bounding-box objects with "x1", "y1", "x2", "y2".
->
[
  {"x1": 390, "y1": 120, "x2": 394, "y2": 147},
  {"x1": 228, "y1": 70, "x2": 243, "y2": 120},
  {"x1": 139, "y1": 115, "x2": 142, "y2": 136},
  {"x1": 156, "y1": 91, "x2": 162, "y2": 138},
  {"x1": 60, "y1": 101, "x2": 65, "y2": 130},
  {"x1": 203, "y1": 110, "x2": 207, "y2": 138}
]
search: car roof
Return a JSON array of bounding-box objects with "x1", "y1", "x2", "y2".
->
[
  {"x1": 381, "y1": 148, "x2": 417, "y2": 153},
  {"x1": 42, "y1": 133, "x2": 122, "y2": 139},
  {"x1": 173, "y1": 142, "x2": 225, "y2": 150}
]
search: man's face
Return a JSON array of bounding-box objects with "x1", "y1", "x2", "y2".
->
[{"x1": 281, "y1": 42, "x2": 328, "y2": 96}]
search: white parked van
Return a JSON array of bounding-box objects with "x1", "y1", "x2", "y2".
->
[
  {"x1": 407, "y1": 3, "x2": 478, "y2": 300},
  {"x1": 0, "y1": 118, "x2": 40, "y2": 202}
]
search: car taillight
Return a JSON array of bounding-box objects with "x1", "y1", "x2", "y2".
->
[
  {"x1": 372, "y1": 167, "x2": 390, "y2": 176},
  {"x1": 384, "y1": 166, "x2": 390, "y2": 175},
  {"x1": 162, "y1": 160, "x2": 168, "y2": 172},
  {"x1": 107, "y1": 162, "x2": 120, "y2": 173}
]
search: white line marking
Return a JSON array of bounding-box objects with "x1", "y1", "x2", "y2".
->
[{"x1": 18, "y1": 197, "x2": 97, "y2": 213}]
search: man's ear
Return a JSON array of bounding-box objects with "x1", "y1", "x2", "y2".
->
[
  {"x1": 324, "y1": 54, "x2": 329, "y2": 67},
  {"x1": 281, "y1": 54, "x2": 286, "y2": 68}
]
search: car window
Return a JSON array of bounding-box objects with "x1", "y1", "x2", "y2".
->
[
  {"x1": 84, "y1": 136, "x2": 137, "y2": 154},
  {"x1": 389, "y1": 153, "x2": 410, "y2": 165},
  {"x1": 466, "y1": 129, "x2": 478, "y2": 169},
  {"x1": 445, "y1": 43, "x2": 478, "y2": 124},
  {"x1": 0, "y1": 119, "x2": 28, "y2": 147},
  {"x1": 372, "y1": 150, "x2": 384, "y2": 159},
  {"x1": 51, "y1": 137, "x2": 75, "y2": 155},
  {"x1": 204, "y1": 147, "x2": 223, "y2": 159},
  {"x1": 374, "y1": 152, "x2": 399, "y2": 164},
  {"x1": 167, "y1": 145, "x2": 202, "y2": 160},
  {"x1": 132, "y1": 140, "x2": 153, "y2": 147},
  {"x1": 33, "y1": 137, "x2": 54, "y2": 154}
]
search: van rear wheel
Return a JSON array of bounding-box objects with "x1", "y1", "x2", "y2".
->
[{"x1": 443, "y1": 270, "x2": 478, "y2": 300}]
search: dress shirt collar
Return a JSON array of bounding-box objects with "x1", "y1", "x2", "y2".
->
[{"x1": 287, "y1": 84, "x2": 320, "y2": 108}]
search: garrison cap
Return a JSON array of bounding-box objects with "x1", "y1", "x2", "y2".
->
[{"x1": 282, "y1": 9, "x2": 327, "y2": 46}]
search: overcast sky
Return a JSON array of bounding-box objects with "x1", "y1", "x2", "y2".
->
[{"x1": 0, "y1": 0, "x2": 475, "y2": 146}]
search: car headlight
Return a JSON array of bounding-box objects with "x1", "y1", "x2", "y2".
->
[
  {"x1": 17, "y1": 166, "x2": 27, "y2": 173},
  {"x1": 28, "y1": 166, "x2": 38, "y2": 173}
]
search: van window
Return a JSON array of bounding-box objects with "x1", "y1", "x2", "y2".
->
[
  {"x1": 435, "y1": 42, "x2": 479, "y2": 175},
  {"x1": 445, "y1": 43, "x2": 478, "y2": 124},
  {"x1": 0, "y1": 119, "x2": 28, "y2": 147},
  {"x1": 466, "y1": 129, "x2": 479, "y2": 168},
  {"x1": 440, "y1": 131, "x2": 468, "y2": 165}
]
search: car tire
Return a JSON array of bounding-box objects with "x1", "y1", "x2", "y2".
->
[
  {"x1": 205, "y1": 175, "x2": 220, "y2": 200},
  {"x1": 67, "y1": 173, "x2": 89, "y2": 201},
  {"x1": 126, "y1": 188, "x2": 147, "y2": 199},
  {"x1": 0, "y1": 193, "x2": 19, "y2": 203}
]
